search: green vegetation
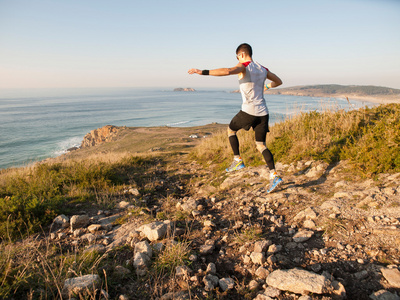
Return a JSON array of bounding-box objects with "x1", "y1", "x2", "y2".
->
[
  {"x1": 191, "y1": 103, "x2": 400, "y2": 177},
  {"x1": 0, "y1": 155, "x2": 160, "y2": 241}
]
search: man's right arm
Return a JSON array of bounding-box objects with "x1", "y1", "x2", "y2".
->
[{"x1": 188, "y1": 63, "x2": 245, "y2": 77}]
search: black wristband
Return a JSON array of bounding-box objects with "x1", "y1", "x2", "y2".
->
[{"x1": 202, "y1": 70, "x2": 210, "y2": 75}]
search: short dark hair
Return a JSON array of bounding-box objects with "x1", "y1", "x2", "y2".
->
[{"x1": 236, "y1": 43, "x2": 253, "y2": 57}]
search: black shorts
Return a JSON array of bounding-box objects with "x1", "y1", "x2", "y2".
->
[{"x1": 229, "y1": 110, "x2": 269, "y2": 142}]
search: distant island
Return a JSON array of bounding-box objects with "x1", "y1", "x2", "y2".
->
[
  {"x1": 174, "y1": 87, "x2": 196, "y2": 92},
  {"x1": 232, "y1": 84, "x2": 400, "y2": 103}
]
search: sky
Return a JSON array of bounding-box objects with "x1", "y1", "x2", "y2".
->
[{"x1": 0, "y1": 0, "x2": 399, "y2": 90}]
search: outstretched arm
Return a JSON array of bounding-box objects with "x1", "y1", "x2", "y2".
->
[
  {"x1": 265, "y1": 71, "x2": 283, "y2": 91},
  {"x1": 188, "y1": 63, "x2": 245, "y2": 76}
]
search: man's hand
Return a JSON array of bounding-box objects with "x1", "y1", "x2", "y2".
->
[{"x1": 188, "y1": 68, "x2": 201, "y2": 75}]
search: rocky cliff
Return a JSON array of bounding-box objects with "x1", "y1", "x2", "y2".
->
[{"x1": 80, "y1": 125, "x2": 122, "y2": 148}]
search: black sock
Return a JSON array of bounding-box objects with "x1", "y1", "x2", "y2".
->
[{"x1": 229, "y1": 135, "x2": 240, "y2": 156}]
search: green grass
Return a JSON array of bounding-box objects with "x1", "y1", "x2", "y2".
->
[
  {"x1": 0, "y1": 155, "x2": 160, "y2": 241},
  {"x1": 191, "y1": 103, "x2": 400, "y2": 177}
]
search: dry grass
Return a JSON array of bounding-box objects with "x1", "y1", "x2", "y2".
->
[{"x1": 191, "y1": 103, "x2": 400, "y2": 177}]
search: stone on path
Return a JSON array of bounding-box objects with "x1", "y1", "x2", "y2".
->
[
  {"x1": 266, "y1": 268, "x2": 331, "y2": 294},
  {"x1": 381, "y1": 268, "x2": 400, "y2": 288}
]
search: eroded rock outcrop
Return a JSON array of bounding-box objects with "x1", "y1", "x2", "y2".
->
[{"x1": 81, "y1": 125, "x2": 121, "y2": 148}]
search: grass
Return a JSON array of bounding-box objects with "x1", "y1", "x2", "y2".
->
[
  {"x1": 191, "y1": 103, "x2": 400, "y2": 177},
  {"x1": 0, "y1": 154, "x2": 165, "y2": 241}
]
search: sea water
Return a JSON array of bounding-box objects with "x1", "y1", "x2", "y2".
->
[{"x1": 0, "y1": 87, "x2": 376, "y2": 170}]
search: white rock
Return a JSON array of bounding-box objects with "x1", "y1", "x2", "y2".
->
[
  {"x1": 381, "y1": 268, "x2": 400, "y2": 288},
  {"x1": 219, "y1": 277, "x2": 234, "y2": 291},
  {"x1": 250, "y1": 252, "x2": 265, "y2": 264},
  {"x1": 293, "y1": 230, "x2": 314, "y2": 243},
  {"x1": 53, "y1": 214, "x2": 69, "y2": 228},
  {"x1": 138, "y1": 221, "x2": 169, "y2": 241},
  {"x1": 87, "y1": 224, "x2": 102, "y2": 233},
  {"x1": 62, "y1": 274, "x2": 101, "y2": 299},
  {"x1": 266, "y1": 268, "x2": 331, "y2": 294},
  {"x1": 134, "y1": 240, "x2": 152, "y2": 258},
  {"x1": 70, "y1": 215, "x2": 90, "y2": 230}
]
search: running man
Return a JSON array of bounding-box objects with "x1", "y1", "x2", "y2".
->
[{"x1": 188, "y1": 43, "x2": 283, "y2": 193}]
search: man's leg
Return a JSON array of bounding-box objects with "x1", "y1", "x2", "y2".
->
[
  {"x1": 254, "y1": 117, "x2": 283, "y2": 193},
  {"x1": 226, "y1": 126, "x2": 245, "y2": 172},
  {"x1": 228, "y1": 127, "x2": 240, "y2": 158}
]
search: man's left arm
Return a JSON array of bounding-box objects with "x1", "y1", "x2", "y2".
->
[{"x1": 265, "y1": 71, "x2": 283, "y2": 91}]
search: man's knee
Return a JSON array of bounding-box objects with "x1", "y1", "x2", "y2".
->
[
  {"x1": 256, "y1": 141, "x2": 267, "y2": 153},
  {"x1": 228, "y1": 127, "x2": 236, "y2": 137}
]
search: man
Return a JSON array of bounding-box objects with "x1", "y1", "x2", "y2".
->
[{"x1": 188, "y1": 43, "x2": 283, "y2": 193}]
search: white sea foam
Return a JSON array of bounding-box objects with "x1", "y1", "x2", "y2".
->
[
  {"x1": 53, "y1": 136, "x2": 83, "y2": 156},
  {"x1": 166, "y1": 120, "x2": 191, "y2": 127}
]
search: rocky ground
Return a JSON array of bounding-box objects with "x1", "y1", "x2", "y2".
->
[{"x1": 50, "y1": 151, "x2": 400, "y2": 300}]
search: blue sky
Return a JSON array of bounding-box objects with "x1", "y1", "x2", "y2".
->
[{"x1": 0, "y1": 0, "x2": 399, "y2": 89}]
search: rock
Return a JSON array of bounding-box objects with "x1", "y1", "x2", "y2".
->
[
  {"x1": 173, "y1": 87, "x2": 195, "y2": 92},
  {"x1": 73, "y1": 228, "x2": 85, "y2": 237},
  {"x1": 266, "y1": 268, "x2": 332, "y2": 294},
  {"x1": 253, "y1": 293, "x2": 274, "y2": 300},
  {"x1": 293, "y1": 230, "x2": 314, "y2": 243},
  {"x1": 206, "y1": 263, "x2": 216, "y2": 275},
  {"x1": 133, "y1": 252, "x2": 151, "y2": 270},
  {"x1": 203, "y1": 274, "x2": 219, "y2": 291},
  {"x1": 263, "y1": 286, "x2": 281, "y2": 297},
  {"x1": 294, "y1": 207, "x2": 318, "y2": 222},
  {"x1": 62, "y1": 274, "x2": 101, "y2": 299},
  {"x1": 81, "y1": 125, "x2": 120, "y2": 148},
  {"x1": 81, "y1": 233, "x2": 96, "y2": 243},
  {"x1": 248, "y1": 279, "x2": 260, "y2": 290},
  {"x1": 87, "y1": 224, "x2": 102, "y2": 233},
  {"x1": 370, "y1": 289, "x2": 400, "y2": 300},
  {"x1": 298, "y1": 296, "x2": 312, "y2": 300},
  {"x1": 53, "y1": 214, "x2": 69, "y2": 228},
  {"x1": 331, "y1": 280, "x2": 346, "y2": 300},
  {"x1": 117, "y1": 201, "x2": 130, "y2": 209},
  {"x1": 160, "y1": 291, "x2": 190, "y2": 300},
  {"x1": 219, "y1": 277, "x2": 234, "y2": 291},
  {"x1": 250, "y1": 252, "x2": 266, "y2": 265},
  {"x1": 381, "y1": 268, "x2": 400, "y2": 288},
  {"x1": 176, "y1": 265, "x2": 191, "y2": 277},
  {"x1": 180, "y1": 198, "x2": 199, "y2": 212},
  {"x1": 70, "y1": 215, "x2": 90, "y2": 230},
  {"x1": 128, "y1": 188, "x2": 140, "y2": 196},
  {"x1": 267, "y1": 244, "x2": 282, "y2": 254},
  {"x1": 135, "y1": 241, "x2": 153, "y2": 258},
  {"x1": 303, "y1": 219, "x2": 316, "y2": 229},
  {"x1": 138, "y1": 221, "x2": 169, "y2": 241},
  {"x1": 255, "y1": 266, "x2": 269, "y2": 279},
  {"x1": 254, "y1": 240, "x2": 271, "y2": 253},
  {"x1": 199, "y1": 244, "x2": 215, "y2": 255}
]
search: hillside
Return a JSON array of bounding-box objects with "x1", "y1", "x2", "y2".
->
[
  {"x1": 0, "y1": 104, "x2": 399, "y2": 299},
  {"x1": 267, "y1": 84, "x2": 400, "y2": 103}
]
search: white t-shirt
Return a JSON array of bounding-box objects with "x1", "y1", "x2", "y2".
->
[{"x1": 239, "y1": 61, "x2": 269, "y2": 116}]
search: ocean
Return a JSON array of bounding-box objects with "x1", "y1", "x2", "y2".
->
[{"x1": 0, "y1": 87, "x2": 377, "y2": 170}]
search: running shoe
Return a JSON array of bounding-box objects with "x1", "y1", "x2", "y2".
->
[
  {"x1": 226, "y1": 159, "x2": 245, "y2": 172},
  {"x1": 267, "y1": 176, "x2": 283, "y2": 193}
]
